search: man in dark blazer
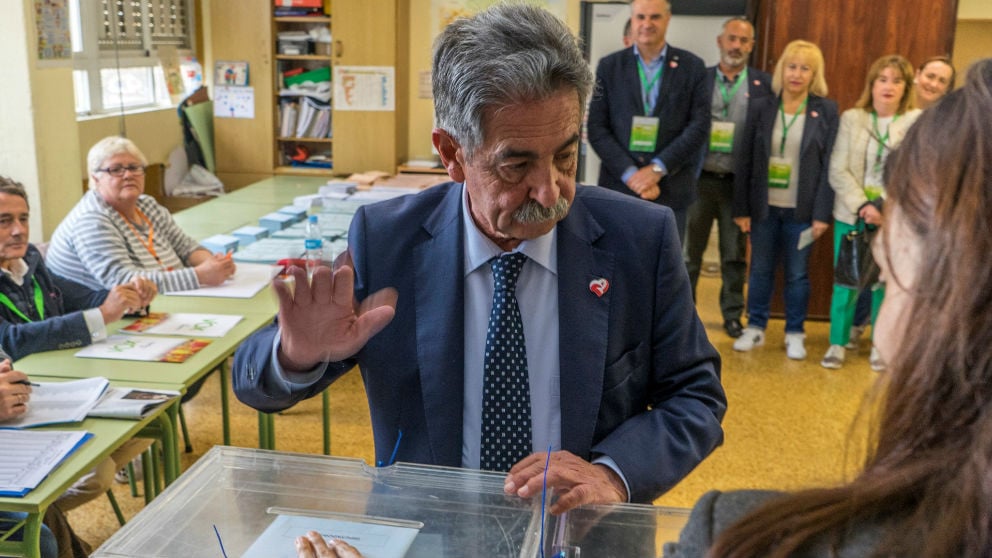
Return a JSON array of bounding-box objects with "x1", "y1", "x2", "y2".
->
[
  {"x1": 233, "y1": 4, "x2": 725, "y2": 516},
  {"x1": 586, "y1": 0, "x2": 710, "y2": 243},
  {"x1": 683, "y1": 17, "x2": 772, "y2": 339}
]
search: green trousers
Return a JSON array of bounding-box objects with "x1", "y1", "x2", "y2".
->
[{"x1": 829, "y1": 221, "x2": 884, "y2": 346}]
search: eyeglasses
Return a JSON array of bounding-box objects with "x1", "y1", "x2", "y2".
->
[{"x1": 97, "y1": 165, "x2": 146, "y2": 177}]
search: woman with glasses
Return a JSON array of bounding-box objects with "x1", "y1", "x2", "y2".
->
[{"x1": 46, "y1": 136, "x2": 235, "y2": 293}]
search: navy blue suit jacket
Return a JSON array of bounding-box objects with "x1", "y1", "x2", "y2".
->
[
  {"x1": 733, "y1": 94, "x2": 839, "y2": 223},
  {"x1": 233, "y1": 183, "x2": 726, "y2": 503},
  {"x1": 587, "y1": 45, "x2": 710, "y2": 210},
  {"x1": 0, "y1": 244, "x2": 109, "y2": 361}
]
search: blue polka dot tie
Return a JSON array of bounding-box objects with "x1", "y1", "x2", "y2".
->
[{"x1": 480, "y1": 252, "x2": 532, "y2": 472}]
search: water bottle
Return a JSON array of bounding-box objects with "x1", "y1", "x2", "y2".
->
[{"x1": 304, "y1": 215, "x2": 323, "y2": 280}]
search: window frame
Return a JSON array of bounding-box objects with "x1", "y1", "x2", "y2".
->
[{"x1": 71, "y1": 0, "x2": 196, "y2": 117}]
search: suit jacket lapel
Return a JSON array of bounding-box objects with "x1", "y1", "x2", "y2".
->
[
  {"x1": 625, "y1": 52, "x2": 645, "y2": 116},
  {"x1": 414, "y1": 185, "x2": 465, "y2": 466},
  {"x1": 652, "y1": 48, "x2": 678, "y2": 117},
  {"x1": 556, "y1": 196, "x2": 613, "y2": 457},
  {"x1": 800, "y1": 96, "x2": 822, "y2": 156}
]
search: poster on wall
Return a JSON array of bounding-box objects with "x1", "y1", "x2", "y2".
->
[
  {"x1": 35, "y1": 0, "x2": 72, "y2": 63},
  {"x1": 430, "y1": 0, "x2": 566, "y2": 38},
  {"x1": 333, "y1": 66, "x2": 396, "y2": 112}
]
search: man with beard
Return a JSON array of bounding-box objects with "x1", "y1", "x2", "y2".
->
[
  {"x1": 587, "y1": 0, "x2": 710, "y2": 243},
  {"x1": 683, "y1": 17, "x2": 772, "y2": 339},
  {"x1": 234, "y1": 3, "x2": 725, "y2": 517}
]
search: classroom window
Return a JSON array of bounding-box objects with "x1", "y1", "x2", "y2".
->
[{"x1": 71, "y1": 0, "x2": 194, "y2": 116}]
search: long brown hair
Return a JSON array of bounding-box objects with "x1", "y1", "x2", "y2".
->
[
  {"x1": 708, "y1": 58, "x2": 992, "y2": 558},
  {"x1": 854, "y1": 54, "x2": 916, "y2": 114}
]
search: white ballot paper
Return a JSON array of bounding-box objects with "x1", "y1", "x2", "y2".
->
[
  {"x1": 1, "y1": 377, "x2": 109, "y2": 428},
  {"x1": 243, "y1": 513, "x2": 421, "y2": 558},
  {"x1": 164, "y1": 262, "x2": 279, "y2": 298},
  {"x1": 797, "y1": 226, "x2": 815, "y2": 251}
]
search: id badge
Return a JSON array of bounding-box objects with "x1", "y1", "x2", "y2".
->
[
  {"x1": 629, "y1": 116, "x2": 659, "y2": 152},
  {"x1": 709, "y1": 121, "x2": 735, "y2": 153},
  {"x1": 864, "y1": 184, "x2": 883, "y2": 201},
  {"x1": 768, "y1": 156, "x2": 792, "y2": 189}
]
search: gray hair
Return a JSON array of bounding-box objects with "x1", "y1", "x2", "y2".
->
[
  {"x1": 0, "y1": 176, "x2": 29, "y2": 209},
  {"x1": 87, "y1": 136, "x2": 148, "y2": 178},
  {"x1": 432, "y1": 3, "x2": 593, "y2": 158}
]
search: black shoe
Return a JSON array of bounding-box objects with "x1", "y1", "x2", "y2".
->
[{"x1": 724, "y1": 319, "x2": 744, "y2": 338}]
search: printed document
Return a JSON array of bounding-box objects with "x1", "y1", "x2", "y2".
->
[
  {"x1": 0, "y1": 430, "x2": 92, "y2": 497},
  {"x1": 243, "y1": 513, "x2": 421, "y2": 558},
  {"x1": 0, "y1": 377, "x2": 109, "y2": 428}
]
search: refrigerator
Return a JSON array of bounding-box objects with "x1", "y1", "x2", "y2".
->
[{"x1": 579, "y1": 0, "x2": 748, "y2": 183}]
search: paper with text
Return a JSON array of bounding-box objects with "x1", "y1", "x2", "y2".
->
[
  {"x1": 122, "y1": 313, "x2": 243, "y2": 338},
  {"x1": 75, "y1": 335, "x2": 211, "y2": 363},
  {"x1": 0, "y1": 430, "x2": 92, "y2": 497},
  {"x1": 0, "y1": 377, "x2": 109, "y2": 428}
]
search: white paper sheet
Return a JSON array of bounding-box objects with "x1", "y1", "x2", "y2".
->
[
  {"x1": 74, "y1": 335, "x2": 190, "y2": 362},
  {"x1": 123, "y1": 313, "x2": 243, "y2": 338},
  {"x1": 0, "y1": 430, "x2": 92, "y2": 497},
  {"x1": 243, "y1": 514, "x2": 421, "y2": 558},
  {"x1": 164, "y1": 262, "x2": 279, "y2": 298},
  {"x1": 1, "y1": 377, "x2": 109, "y2": 428}
]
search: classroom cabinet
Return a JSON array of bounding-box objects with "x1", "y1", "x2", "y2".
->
[{"x1": 210, "y1": 0, "x2": 407, "y2": 188}]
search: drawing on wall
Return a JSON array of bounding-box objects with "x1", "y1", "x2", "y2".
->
[
  {"x1": 430, "y1": 0, "x2": 566, "y2": 38},
  {"x1": 215, "y1": 61, "x2": 250, "y2": 86},
  {"x1": 35, "y1": 0, "x2": 72, "y2": 62}
]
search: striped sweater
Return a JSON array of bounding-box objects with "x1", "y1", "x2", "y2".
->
[{"x1": 46, "y1": 191, "x2": 203, "y2": 292}]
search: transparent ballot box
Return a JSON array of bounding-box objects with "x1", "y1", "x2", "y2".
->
[{"x1": 93, "y1": 446, "x2": 689, "y2": 557}]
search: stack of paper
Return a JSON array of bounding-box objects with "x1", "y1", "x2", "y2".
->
[
  {"x1": 0, "y1": 377, "x2": 109, "y2": 428},
  {"x1": 0, "y1": 430, "x2": 93, "y2": 497}
]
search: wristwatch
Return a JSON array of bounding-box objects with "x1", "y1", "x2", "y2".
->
[{"x1": 651, "y1": 163, "x2": 664, "y2": 174}]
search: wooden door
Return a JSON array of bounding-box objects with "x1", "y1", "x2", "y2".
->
[{"x1": 331, "y1": 0, "x2": 403, "y2": 175}]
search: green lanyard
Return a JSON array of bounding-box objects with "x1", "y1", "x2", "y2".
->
[
  {"x1": 871, "y1": 110, "x2": 900, "y2": 169},
  {"x1": 778, "y1": 96, "x2": 809, "y2": 156},
  {"x1": 717, "y1": 68, "x2": 748, "y2": 119},
  {"x1": 636, "y1": 56, "x2": 664, "y2": 115},
  {"x1": 0, "y1": 278, "x2": 45, "y2": 323}
]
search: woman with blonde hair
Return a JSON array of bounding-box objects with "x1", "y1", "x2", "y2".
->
[
  {"x1": 821, "y1": 55, "x2": 920, "y2": 371},
  {"x1": 666, "y1": 58, "x2": 992, "y2": 558},
  {"x1": 731, "y1": 40, "x2": 839, "y2": 360}
]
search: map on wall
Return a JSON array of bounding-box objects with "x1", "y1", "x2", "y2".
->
[{"x1": 430, "y1": 0, "x2": 566, "y2": 38}]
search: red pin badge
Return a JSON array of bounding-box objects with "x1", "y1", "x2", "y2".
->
[{"x1": 589, "y1": 278, "x2": 610, "y2": 297}]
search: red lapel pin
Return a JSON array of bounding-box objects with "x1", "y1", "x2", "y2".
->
[{"x1": 589, "y1": 278, "x2": 610, "y2": 297}]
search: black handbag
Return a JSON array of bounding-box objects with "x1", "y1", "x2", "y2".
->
[{"x1": 835, "y1": 220, "x2": 880, "y2": 289}]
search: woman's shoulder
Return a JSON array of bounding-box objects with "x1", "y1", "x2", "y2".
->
[{"x1": 663, "y1": 490, "x2": 782, "y2": 558}]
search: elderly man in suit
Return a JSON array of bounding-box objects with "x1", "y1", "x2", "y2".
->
[
  {"x1": 586, "y1": 0, "x2": 710, "y2": 243},
  {"x1": 683, "y1": 17, "x2": 772, "y2": 339},
  {"x1": 234, "y1": 3, "x2": 725, "y2": 517}
]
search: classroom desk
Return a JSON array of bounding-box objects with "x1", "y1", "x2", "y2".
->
[
  {"x1": 0, "y1": 411, "x2": 176, "y2": 558},
  {"x1": 15, "y1": 307, "x2": 275, "y2": 451},
  {"x1": 93, "y1": 446, "x2": 690, "y2": 558}
]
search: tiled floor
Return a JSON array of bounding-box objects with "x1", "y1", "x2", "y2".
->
[{"x1": 67, "y1": 272, "x2": 881, "y2": 550}]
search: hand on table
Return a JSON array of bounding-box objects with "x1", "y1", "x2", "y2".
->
[
  {"x1": 130, "y1": 276, "x2": 158, "y2": 307},
  {"x1": 503, "y1": 451, "x2": 628, "y2": 515},
  {"x1": 194, "y1": 253, "x2": 237, "y2": 286},
  {"x1": 99, "y1": 284, "x2": 145, "y2": 323},
  {"x1": 0, "y1": 360, "x2": 31, "y2": 421},
  {"x1": 296, "y1": 531, "x2": 363, "y2": 558},
  {"x1": 275, "y1": 258, "x2": 397, "y2": 371}
]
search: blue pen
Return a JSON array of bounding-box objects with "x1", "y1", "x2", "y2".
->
[
  {"x1": 538, "y1": 445, "x2": 553, "y2": 558},
  {"x1": 377, "y1": 430, "x2": 403, "y2": 467},
  {"x1": 213, "y1": 524, "x2": 228, "y2": 558}
]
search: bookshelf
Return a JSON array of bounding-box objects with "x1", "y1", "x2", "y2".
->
[{"x1": 273, "y1": 12, "x2": 333, "y2": 175}]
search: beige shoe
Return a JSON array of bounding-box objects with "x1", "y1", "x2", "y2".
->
[
  {"x1": 870, "y1": 346, "x2": 886, "y2": 371},
  {"x1": 820, "y1": 344, "x2": 845, "y2": 369}
]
